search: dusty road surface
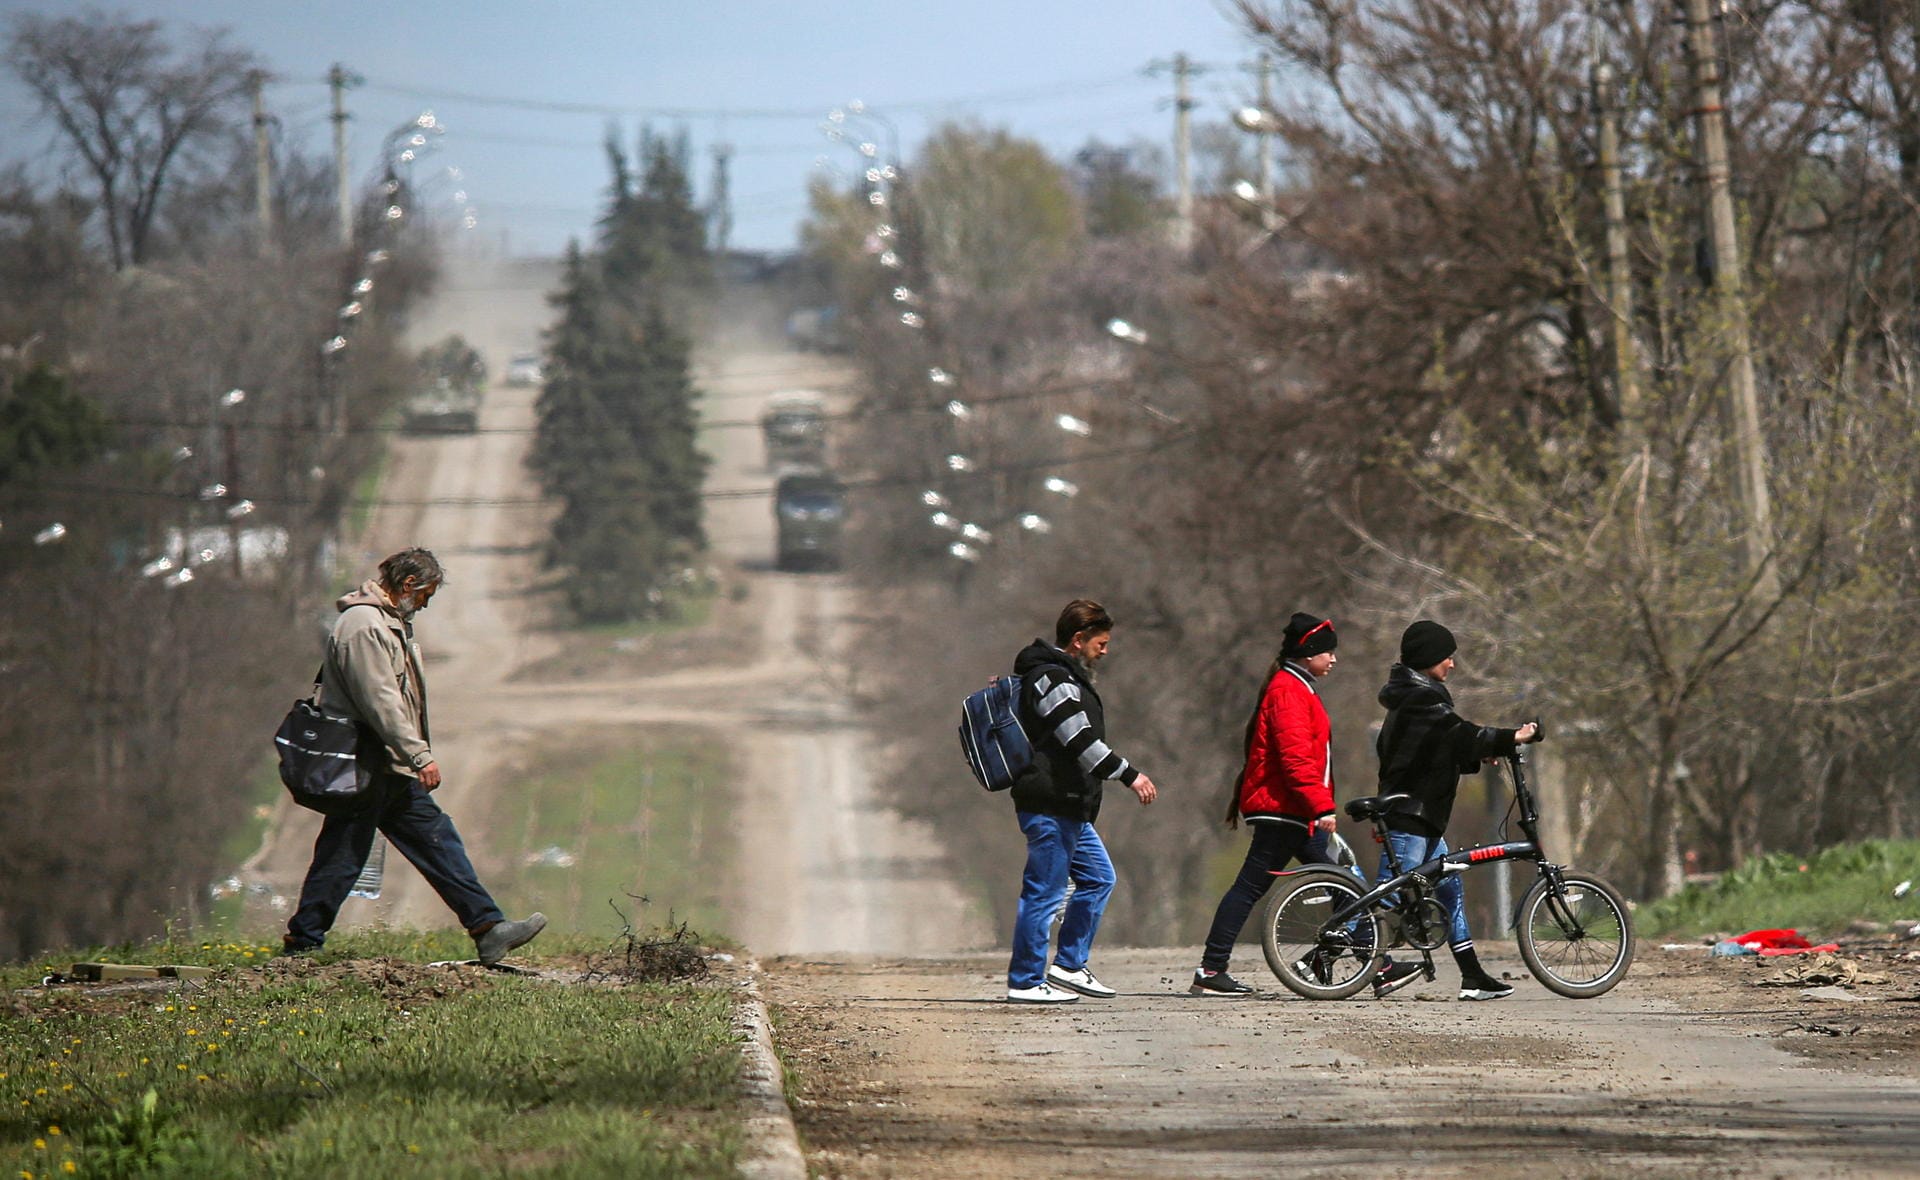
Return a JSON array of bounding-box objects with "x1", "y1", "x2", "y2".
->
[
  {"x1": 769, "y1": 942, "x2": 1920, "y2": 1178},
  {"x1": 246, "y1": 256, "x2": 988, "y2": 956}
]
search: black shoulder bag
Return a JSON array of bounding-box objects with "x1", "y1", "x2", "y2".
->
[{"x1": 273, "y1": 666, "x2": 376, "y2": 813}]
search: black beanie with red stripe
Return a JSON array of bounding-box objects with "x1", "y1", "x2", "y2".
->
[{"x1": 1281, "y1": 612, "x2": 1337, "y2": 659}]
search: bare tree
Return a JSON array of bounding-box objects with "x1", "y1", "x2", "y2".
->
[{"x1": 7, "y1": 10, "x2": 256, "y2": 270}]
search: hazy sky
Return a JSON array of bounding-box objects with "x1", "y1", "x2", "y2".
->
[{"x1": 0, "y1": 1, "x2": 1270, "y2": 257}]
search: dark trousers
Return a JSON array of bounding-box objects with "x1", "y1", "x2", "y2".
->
[
  {"x1": 285, "y1": 771, "x2": 504, "y2": 950},
  {"x1": 1199, "y1": 822, "x2": 1337, "y2": 972}
]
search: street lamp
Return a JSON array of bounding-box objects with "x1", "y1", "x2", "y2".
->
[{"x1": 1107, "y1": 318, "x2": 1149, "y2": 345}]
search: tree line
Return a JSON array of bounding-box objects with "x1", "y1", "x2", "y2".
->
[
  {"x1": 531, "y1": 130, "x2": 711, "y2": 622},
  {"x1": 807, "y1": 0, "x2": 1920, "y2": 943},
  {"x1": 0, "y1": 12, "x2": 442, "y2": 958}
]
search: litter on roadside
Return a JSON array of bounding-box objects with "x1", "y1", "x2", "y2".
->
[
  {"x1": 1800, "y1": 985, "x2": 1879, "y2": 1003},
  {"x1": 1713, "y1": 928, "x2": 1840, "y2": 957},
  {"x1": 1757, "y1": 952, "x2": 1891, "y2": 989}
]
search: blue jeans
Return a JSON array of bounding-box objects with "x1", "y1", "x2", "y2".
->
[
  {"x1": 1008, "y1": 812, "x2": 1115, "y2": 989},
  {"x1": 286, "y1": 772, "x2": 505, "y2": 950},
  {"x1": 1377, "y1": 829, "x2": 1472, "y2": 948}
]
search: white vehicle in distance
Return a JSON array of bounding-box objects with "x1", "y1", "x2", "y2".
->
[{"x1": 504, "y1": 351, "x2": 544, "y2": 386}]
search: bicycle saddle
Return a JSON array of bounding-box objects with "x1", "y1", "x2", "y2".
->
[{"x1": 1343, "y1": 794, "x2": 1410, "y2": 821}]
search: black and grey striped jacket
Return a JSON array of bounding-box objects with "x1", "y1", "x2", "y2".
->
[{"x1": 1009, "y1": 640, "x2": 1142, "y2": 822}]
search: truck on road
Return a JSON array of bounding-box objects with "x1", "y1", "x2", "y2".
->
[
  {"x1": 761, "y1": 392, "x2": 829, "y2": 468},
  {"x1": 774, "y1": 470, "x2": 847, "y2": 572}
]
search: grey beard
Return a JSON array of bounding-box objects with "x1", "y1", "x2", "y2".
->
[{"x1": 1073, "y1": 654, "x2": 1098, "y2": 684}]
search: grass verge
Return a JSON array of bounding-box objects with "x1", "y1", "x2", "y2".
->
[
  {"x1": 1641, "y1": 839, "x2": 1920, "y2": 938},
  {"x1": 483, "y1": 727, "x2": 738, "y2": 939},
  {"x1": 0, "y1": 929, "x2": 739, "y2": 1179}
]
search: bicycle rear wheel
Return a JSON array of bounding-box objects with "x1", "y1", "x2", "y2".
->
[
  {"x1": 1259, "y1": 868, "x2": 1383, "y2": 1000},
  {"x1": 1516, "y1": 870, "x2": 1635, "y2": 998}
]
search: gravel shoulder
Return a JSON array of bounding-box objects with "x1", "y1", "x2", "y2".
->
[{"x1": 768, "y1": 941, "x2": 1920, "y2": 1178}]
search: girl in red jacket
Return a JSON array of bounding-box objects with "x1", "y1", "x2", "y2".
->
[{"x1": 1190, "y1": 613, "x2": 1419, "y2": 997}]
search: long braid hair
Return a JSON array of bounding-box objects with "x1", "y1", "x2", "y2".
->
[{"x1": 1223, "y1": 650, "x2": 1289, "y2": 829}]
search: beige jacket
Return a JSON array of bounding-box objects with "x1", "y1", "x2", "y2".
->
[{"x1": 319, "y1": 580, "x2": 432, "y2": 776}]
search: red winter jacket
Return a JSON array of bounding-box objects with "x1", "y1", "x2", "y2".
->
[{"x1": 1234, "y1": 662, "x2": 1335, "y2": 828}]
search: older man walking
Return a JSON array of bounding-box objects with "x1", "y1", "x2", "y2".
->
[{"x1": 283, "y1": 547, "x2": 544, "y2": 965}]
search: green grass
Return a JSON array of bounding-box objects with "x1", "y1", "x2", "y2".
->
[
  {"x1": 1640, "y1": 839, "x2": 1920, "y2": 939},
  {"x1": 576, "y1": 584, "x2": 716, "y2": 638},
  {"x1": 344, "y1": 430, "x2": 394, "y2": 543},
  {"x1": 483, "y1": 728, "x2": 737, "y2": 939},
  {"x1": 0, "y1": 930, "x2": 739, "y2": 1178}
]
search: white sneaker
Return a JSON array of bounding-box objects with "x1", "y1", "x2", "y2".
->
[
  {"x1": 1047, "y1": 964, "x2": 1117, "y2": 998},
  {"x1": 1007, "y1": 982, "x2": 1080, "y2": 1004}
]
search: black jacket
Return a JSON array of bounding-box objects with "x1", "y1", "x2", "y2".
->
[
  {"x1": 1010, "y1": 640, "x2": 1141, "y2": 822},
  {"x1": 1375, "y1": 664, "x2": 1519, "y2": 835}
]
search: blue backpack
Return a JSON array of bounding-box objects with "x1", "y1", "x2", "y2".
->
[{"x1": 959, "y1": 675, "x2": 1032, "y2": 791}]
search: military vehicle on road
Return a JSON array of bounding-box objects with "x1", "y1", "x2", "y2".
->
[{"x1": 774, "y1": 470, "x2": 846, "y2": 571}]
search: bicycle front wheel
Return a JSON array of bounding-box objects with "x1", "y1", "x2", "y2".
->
[
  {"x1": 1516, "y1": 870, "x2": 1635, "y2": 998},
  {"x1": 1259, "y1": 868, "x2": 1384, "y2": 1000}
]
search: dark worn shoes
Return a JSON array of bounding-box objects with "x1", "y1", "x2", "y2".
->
[{"x1": 474, "y1": 913, "x2": 547, "y2": 966}]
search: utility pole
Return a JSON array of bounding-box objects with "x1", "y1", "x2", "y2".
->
[
  {"x1": 330, "y1": 64, "x2": 352, "y2": 250},
  {"x1": 1679, "y1": 0, "x2": 1776, "y2": 596},
  {"x1": 710, "y1": 141, "x2": 733, "y2": 256},
  {"x1": 1173, "y1": 52, "x2": 1194, "y2": 251},
  {"x1": 249, "y1": 69, "x2": 274, "y2": 248},
  {"x1": 1594, "y1": 60, "x2": 1638, "y2": 430},
  {"x1": 1254, "y1": 53, "x2": 1275, "y2": 204}
]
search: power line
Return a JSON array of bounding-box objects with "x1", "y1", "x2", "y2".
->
[
  {"x1": 14, "y1": 431, "x2": 1193, "y2": 512},
  {"x1": 100, "y1": 373, "x2": 1155, "y2": 437},
  {"x1": 276, "y1": 69, "x2": 1187, "y2": 125}
]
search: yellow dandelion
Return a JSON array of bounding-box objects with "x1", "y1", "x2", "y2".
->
[
  {"x1": 33, "y1": 1089, "x2": 45, "y2": 1096},
  {"x1": 44, "y1": 1128, "x2": 58, "y2": 1137},
  {"x1": 32, "y1": 1139, "x2": 45, "y2": 1150},
  {"x1": 63, "y1": 1161, "x2": 76, "y2": 1174},
  {"x1": 406, "y1": 1145, "x2": 420, "y2": 1154},
  {"x1": 185, "y1": 1029, "x2": 198, "y2": 1036},
  {"x1": 196, "y1": 1074, "x2": 209, "y2": 1082},
  {"x1": 176, "y1": 1065, "x2": 187, "y2": 1072}
]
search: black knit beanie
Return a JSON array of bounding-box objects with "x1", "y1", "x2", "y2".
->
[
  {"x1": 1281, "y1": 612, "x2": 1337, "y2": 659},
  {"x1": 1400, "y1": 619, "x2": 1456, "y2": 670}
]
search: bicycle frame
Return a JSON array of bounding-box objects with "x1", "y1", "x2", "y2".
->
[{"x1": 1320, "y1": 746, "x2": 1568, "y2": 936}]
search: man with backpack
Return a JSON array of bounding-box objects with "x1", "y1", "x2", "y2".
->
[
  {"x1": 1002, "y1": 599, "x2": 1158, "y2": 1004},
  {"x1": 282, "y1": 548, "x2": 545, "y2": 965}
]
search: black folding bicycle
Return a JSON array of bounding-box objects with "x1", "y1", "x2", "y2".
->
[{"x1": 1258, "y1": 743, "x2": 1635, "y2": 1000}]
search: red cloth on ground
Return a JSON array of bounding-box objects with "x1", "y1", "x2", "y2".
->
[
  {"x1": 1732, "y1": 928, "x2": 1812, "y2": 950},
  {"x1": 1756, "y1": 943, "x2": 1841, "y2": 956}
]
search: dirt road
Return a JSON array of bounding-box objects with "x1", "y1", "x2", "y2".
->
[
  {"x1": 245, "y1": 255, "x2": 988, "y2": 956},
  {"x1": 769, "y1": 943, "x2": 1920, "y2": 1178}
]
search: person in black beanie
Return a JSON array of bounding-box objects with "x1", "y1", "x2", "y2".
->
[
  {"x1": 1375, "y1": 619, "x2": 1539, "y2": 1000},
  {"x1": 1188, "y1": 613, "x2": 1421, "y2": 997}
]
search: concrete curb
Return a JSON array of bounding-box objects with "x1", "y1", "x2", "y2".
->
[{"x1": 734, "y1": 960, "x2": 807, "y2": 1180}]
